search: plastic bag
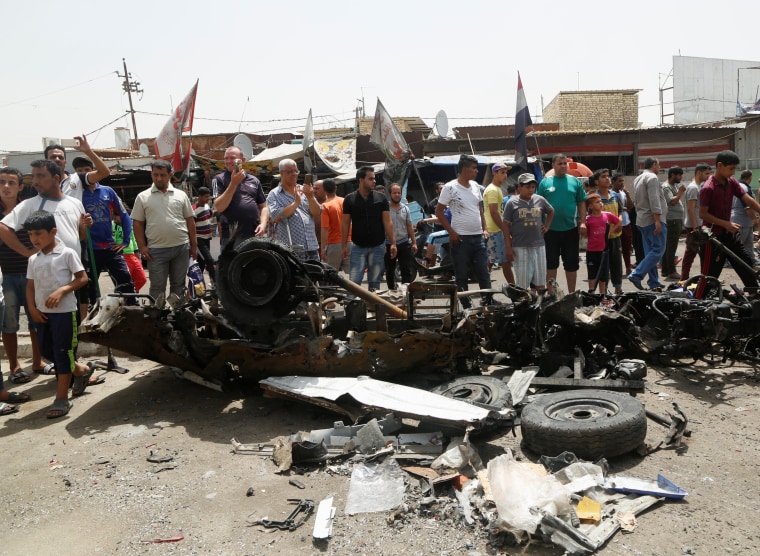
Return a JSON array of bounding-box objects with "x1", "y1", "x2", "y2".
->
[
  {"x1": 344, "y1": 458, "x2": 406, "y2": 514},
  {"x1": 487, "y1": 451, "x2": 570, "y2": 536},
  {"x1": 187, "y1": 260, "x2": 206, "y2": 299}
]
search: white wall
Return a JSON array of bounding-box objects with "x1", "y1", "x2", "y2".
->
[{"x1": 674, "y1": 56, "x2": 760, "y2": 124}]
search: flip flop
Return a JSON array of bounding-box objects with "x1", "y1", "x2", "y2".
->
[
  {"x1": 2, "y1": 392, "x2": 31, "y2": 404},
  {"x1": 34, "y1": 364, "x2": 56, "y2": 375},
  {"x1": 10, "y1": 370, "x2": 31, "y2": 384},
  {"x1": 72, "y1": 363, "x2": 94, "y2": 397},
  {"x1": 0, "y1": 402, "x2": 19, "y2": 416},
  {"x1": 88, "y1": 374, "x2": 106, "y2": 387},
  {"x1": 46, "y1": 399, "x2": 72, "y2": 419}
]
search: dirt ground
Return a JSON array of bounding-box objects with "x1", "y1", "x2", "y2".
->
[{"x1": 2, "y1": 246, "x2": 760, "y2": 555}]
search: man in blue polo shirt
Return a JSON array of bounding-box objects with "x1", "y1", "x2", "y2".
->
[{"x1": 212, "y1": 146, "x2": 269, "y2": 250}]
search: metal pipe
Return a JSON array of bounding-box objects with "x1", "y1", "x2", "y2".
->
[{"x1": 327, "y1": 271, "x2": 407, "y2": 319}]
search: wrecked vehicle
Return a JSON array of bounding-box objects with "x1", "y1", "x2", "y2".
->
[{"x1": 81, "y1": 237, "x2": 760, "y2": 393}]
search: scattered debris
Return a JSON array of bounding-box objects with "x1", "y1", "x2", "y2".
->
[
  {"x1": 345, "y1": 458, "x2": 406, "y2": 515},
  {"x1": 250, "y1": 499, "x2": 314, "y2": 531},
  {"x1": 139, "y1": 533, "x2": 184, "y2": 544},
  {"x1": 313, "y1": 496, "x2": 336, "y2": 539}
]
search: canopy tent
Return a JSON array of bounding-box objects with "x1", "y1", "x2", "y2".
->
[{"x1": 251, "y1": 142, "x2": 304, "y2": 165}]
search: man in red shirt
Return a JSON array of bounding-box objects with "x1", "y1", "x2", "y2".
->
[{"x1": 697, "y1": 150, "x2": 760, "y2": 297}]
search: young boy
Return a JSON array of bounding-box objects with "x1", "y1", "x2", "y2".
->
[
  {"x1": 585, "y1": 193, "x2": 622, "y2": 294},
  {"x1": 192, "y1": 187, "x2": 216, "y2": 287},
  {"x1": 0, "y1": 167, "x2": 44, "y2": 380},
  {"x1": 25, "y1": 211, "x2": 91, "y2": 419},
  {"x1": 503, "y1": 173, "x2": 554, "y2": 291},
  {"x1": 113, "y1": 212, "x2": 146, "y2": 292}
]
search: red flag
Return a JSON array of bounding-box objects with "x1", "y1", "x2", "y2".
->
[
  {"x1": 514, "y1": 73, "x2": 533, "y2": 170},
  {"x1": 154, "y1": 80, "x2": 198, "y2": 170}
]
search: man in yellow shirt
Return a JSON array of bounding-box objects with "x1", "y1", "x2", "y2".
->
[{"x1": 483, "y1": 162, "x2": 515, "y2": 284}]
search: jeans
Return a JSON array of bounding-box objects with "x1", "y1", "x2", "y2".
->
[
  {"x1": 451, "y1": 235, "x2": 491, "y2": 308},
  {"x1": 349, "y1": 244, "x2": 386, "y2": 290},
  {"x1": 86, "y1": 249, "x2": 138, "y2": 305},
  {"x1": 630, "y1": 222, "x2": 667, "y2": 288},
  {"x1": 147, "y1": 243, "x2": 190, "y2": 300},
  {"x1": 1, "y1": 274, "x2": 35, "y2": 334}
]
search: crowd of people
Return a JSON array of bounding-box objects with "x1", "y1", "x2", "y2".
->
[{"x1": 1, "y1": 142, "x2": 759, "y2": 419}]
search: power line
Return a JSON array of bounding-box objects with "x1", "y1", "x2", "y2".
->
[{"x1": 0, "y1": 72, "x2": 116, "y2": 109}]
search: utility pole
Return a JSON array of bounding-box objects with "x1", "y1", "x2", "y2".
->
[{"x1": 118, "y1": 58, "x2": 143, "y2": 148}]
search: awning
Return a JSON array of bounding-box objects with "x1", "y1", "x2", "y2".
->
[{"x1": 251, "y1": 142, "x2": 304, "y2": 165}]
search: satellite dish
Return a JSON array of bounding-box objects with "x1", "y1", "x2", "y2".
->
[
  {"x1": 234, "y1": 133, "x2": 254, "y2": 160},
  {"x1": 435, "y1": 110, "x2": 449, "y2": 138},
  {"x1": 138, "y1": 143, "x2": 149, "y2": 156}
]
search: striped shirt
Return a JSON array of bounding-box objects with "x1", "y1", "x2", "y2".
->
[{"x1": 193, "y1": 202, "x2": 214, "y2": 240}]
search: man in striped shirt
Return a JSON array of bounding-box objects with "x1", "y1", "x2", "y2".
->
[{"x1": 193, "y1": 187, "x2": 216, "y2": 286}]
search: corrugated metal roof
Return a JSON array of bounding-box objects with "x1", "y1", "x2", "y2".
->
[
  {"x1": 531, "y1": 123, "x2": 742, "y2": 137},
  {"x1": 553, "y1": 89, "x2": 642, "y2": 95}
]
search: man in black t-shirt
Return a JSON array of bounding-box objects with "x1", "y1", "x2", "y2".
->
[{"x1": 341, "y1": 167, "x2": 396, "y2": 290}]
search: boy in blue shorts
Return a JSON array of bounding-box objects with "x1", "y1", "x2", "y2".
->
[{"x1": 25, "y1": 211, "x2": 91, "y2": 419}]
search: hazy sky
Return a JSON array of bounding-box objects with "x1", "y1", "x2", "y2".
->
[{"x1": 0, "y1": 0, "x2": 752, "y2": 153}]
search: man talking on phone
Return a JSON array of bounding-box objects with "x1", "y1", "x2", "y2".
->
[
  {"x1": 211, "y1": 146, "x2": 269, "y2": 250},
  {"x1": 266, "y1": 158, "x2": 321, "y2": 262}
]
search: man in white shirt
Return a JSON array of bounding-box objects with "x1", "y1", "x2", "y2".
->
[{"x1": 436, "y1": 155, "x2": 491, "y2": 308}]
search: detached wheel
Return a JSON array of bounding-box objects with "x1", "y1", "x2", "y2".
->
[
  {"x1": 431, "y1": 376, "x2": 512, "y2": 409},
  {"x1": 520, "y1": 390, "x2": 646, "y2": 459}
]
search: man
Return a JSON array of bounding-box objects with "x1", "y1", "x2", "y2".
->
[
  {"x1": 697, "y1": 150, "x2": 760, "y2": 297},
  {"x1": 193, "y1": 186, "x2": 216, "y2": 286},
  {"x1": 312, "y1": 179, "x2": 327, "y2": 245},
  {"x1": 611, "y1": 172, "x2": 634, "y2": 275},
  {"x1": 0, "y1": 160, "x2": 87, "y2": 260},
  {"x1": 426, "y1": 182, "x2": 445, "y2": 222},
  {"x1": 312, "y1": 180, "x2": 327, "y2": 204},
  {"x1": 132, "y1": 160, "x2": 197, "y2": 301},
  {"x1": 320, "y1": 179, "x2": 350, "y2": 272},
  {"x1": 661, "y1": 166, "x2": 686, "y2": 280},
  {"x1": 680, "y1": 163, "x2": 712, "y2": 281},
  {"x1": 342, "y1": 166, "x2": 395, "y2": 291},
  {"x1": 483, "y1": 162, "x2": 515, "y2": 284},
  {"x1": 0, "y1": 167, "x2": 44, "y2": 378},
  {"x1": 211, "y1": 146, "x2": 269, "y2": 249},
  {"x1": 74, "y1": 156, "x2": 138, "y2": 306},
  {"x1": 628, "y1": 157, "x2": 667, "y2": 291},
  {"x1": 44, "y1": 136, "x2": 110, "y2": 202},
  {"x1": 436, "y1": 154, "x2": 491, "y2": 308},
  {"x1": 267, "y1": 159, "x2": 321, "y2": 262},
  {"x1": 731, "y1": 170, "x2": 759, "y2": 266},
  {"x1": 537, "y1": 154, "x2": 587, "y2": 292},
  {"x1": 384, "y1": 183, "x2": 417, "y2": 289}
]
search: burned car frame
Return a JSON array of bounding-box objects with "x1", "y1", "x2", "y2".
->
[{"x1": 80, "y1": 238, "x2": 760, "y2": 396}]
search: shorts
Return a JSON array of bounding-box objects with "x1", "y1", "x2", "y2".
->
[
  {"x1": 513, "y1": 246, "x2": 547, "y2": 290},
  {"x1": 545, "y1": 228, "x2": 580, "y2": 272},
  {"x1": 487, "y1": 231, "x2": 510, "y2": 265},
  {"x1": 1, "y1": 274, "x2": 36, "y2": 334},
  {"x1": 586, "y1": 250, "x2": 609, "y2": 283}
]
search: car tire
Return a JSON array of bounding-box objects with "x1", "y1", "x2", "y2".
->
[
  {"x1": 431, "y1": 375, "x2": 512, "y2": 409},
  {"x1": 520, "y1": 389, "x2": 646, "y2": 459}
]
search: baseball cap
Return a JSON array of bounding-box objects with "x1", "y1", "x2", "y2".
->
[
  {"x1": 518, "y1": 172, "x2": 537, "y2": 185},
  {"x1": 492, "y1": 162, "x2": 512, "y2": 173},
  {"x1": 71, "y1": 156, "x2": 93, "y2": 169}
]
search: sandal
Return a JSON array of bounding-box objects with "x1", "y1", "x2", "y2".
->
[
  {"x1": 34, "y1": 363, "x2": 56, "y2": 375},
  {"x1": 46, "y1": 398, "x2": 72, "y2": 419},
  {"x1": 0, "y1": 402, "x2": 19, "y2": 416},
  {"x1": 72, "y1": 363, "x2": 94, "y2": 397},
  {"x1": 10, "y1": 370, "x2": 31, "y2": 384},
  {"x1": 2, "y1": 391, "x2": 31, "y2": 404}
]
